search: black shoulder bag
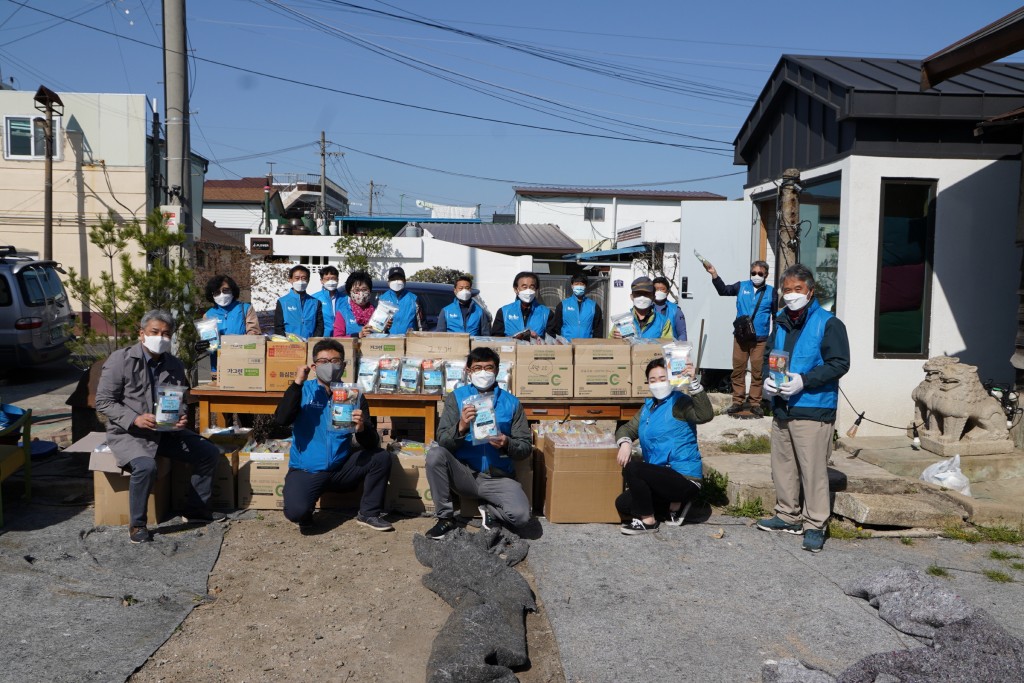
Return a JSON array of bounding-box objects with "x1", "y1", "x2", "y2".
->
[{"x1": 732, "y1": 286, "x2": 766, "y2": 343}]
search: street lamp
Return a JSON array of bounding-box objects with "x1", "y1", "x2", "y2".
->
[{"x1": 34, "y1": 85, "x2": 64, "y2": 261}]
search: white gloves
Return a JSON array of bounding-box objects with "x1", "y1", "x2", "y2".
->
[
  {"x1": 764, "y1": 377, "x2": 779, "y2": 398},
  {"x1": 689, "y1": 375, "x2": 703, "y2": 394},
  {"x1": 779, "y1": 373, "x2": 804, "y2": 398}
]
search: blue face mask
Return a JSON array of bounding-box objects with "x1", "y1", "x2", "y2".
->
[{"x1": 572, "y1": 285, "x2": 586, "y2": 297}]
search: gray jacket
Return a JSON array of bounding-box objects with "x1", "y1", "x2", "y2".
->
[{"x1": 95, "y1": 342, "x2": 192, "y2": 467}]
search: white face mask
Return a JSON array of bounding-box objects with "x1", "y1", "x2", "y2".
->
[
  {"x1": 213, "y1": 293, "x2": 233, "y2": 307},
  {"x1": 292, "y1": 280, "x2": 308, "y2": 293},
  {"x1": 470, "y1": 370, "x2": 495, "y2": 390},
  {"x1": 323, "y1": 280, "x2": 339, "y2": 291},
  {"x1": 518, "y1": 289, "x2": 536, "y2": 304},
  {"x1": 389, "y1": 280, "x2": 405, "y2": 292},
  {"x1": 633, "y1": 296, "x2": 652, "y2": 310},
  {"x1": 751, "y1": 275, "x2": 765, "y2": 287},
  {"x1": 649, "y1": 381, "x2": 672, "y2": 400},
  {"x1": 654, "y1": 291, "x2": 668, "y2": 302},
  {"x1": 142, "y1": 335, "x2": 171, "y2": 355},
  {"x1": 351, "y1": 291, "x2": 370, "y2": 306},
  {"x1": 456, "y1": 289, "x2": 473, "y2": 302},
  {"x1": 783, "y1": 292, "x2": 810, "y2": 311}
]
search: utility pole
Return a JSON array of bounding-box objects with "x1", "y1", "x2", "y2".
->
[
  {"x1": 33, "y1": 86, "x2": 63, "y2": 261},
  {"x1": 163, "y1": 0, "x2": 192, "y2": 262},
  {"x1": 319, "y1": 130, "x2": 327, "y2": 222},
  {"x1": 777, "y1": 168, "x2": 802, "y2": 277},
  {"x1": 399, "y1": 193, "x2": 405, "y2": 216},
  {"x1": 368, "y1": 180, "x2": 374, "y2": 216}
]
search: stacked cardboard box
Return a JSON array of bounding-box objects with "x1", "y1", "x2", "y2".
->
[
  {"x1": 305, "y1": 337, "x2": 357, "y2": 383},
  {"x1": 573, "y1": 339, "x2": 631, "y2": 399},
  {"x1": 406, "y1": 332, "x2": 471, "y2": 360},
  {"x1": 514, "y1": 344, "x2": 573, "y2": 398},
  {"x1": 470, "y1": 337, "x2": 522, "y2": 364},
  {"x1": 630, "y1": 340, "x2": 668, "y2": 398},
  {"x1": 386, "y1": 442, "x2": 433, "y2": 514},
  {"x1": 266, "y1": 340, "x2": 308, "y2": 391},
  {"x1": 360, "y1": 335, "x2": 406, "y2": 358},
  {"x1": 237, "y1": 451, "x2": 288, "y2": 510},
  {"x1": 171, "y1": 452, "x2": 238, "y2": 512},
  {"x1": 218, "y1": 335, "x2": 267, "y2": 391},
  {"x1": 83, "y1": 431, "x2": 171, "y2": 526},
  {"x1": 541, "y1": 438, "x2": 622, "y2": 523}
]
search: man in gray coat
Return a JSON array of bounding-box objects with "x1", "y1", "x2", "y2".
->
[{"x1": 95, "y1": 310, "x2": 223, "y2": 543}]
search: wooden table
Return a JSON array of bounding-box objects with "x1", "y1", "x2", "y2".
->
[{"x1": 520, "y1": 398, "x2": 643, "y2": 422}]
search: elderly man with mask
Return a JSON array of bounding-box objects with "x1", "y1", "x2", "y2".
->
[
  {"x1": 610, "y1": 276, "x2": 672, "y2": 339},
  {"x1": 492, "y1": 271, "x2": 550, "y2": 340},
  {"x1": 435, "y1": 274, "x2": 492, "y2": 335},
  {"x1": 423, "y1": 347, "x2": 533, "y2": 540},
  {"x1": 756, "y1": 264, "x2": 849, "y2": 553},
  {"x1": 274, "y1": 265, "x2": 323, "y2": 339},
  {"x1": 95, "y1": 310, "x2": 224, "y2": 544},
  {"x1": 274, "y1": 338, "x2": 393, "y2": 533}
]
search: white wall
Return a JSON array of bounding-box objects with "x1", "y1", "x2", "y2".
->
[
  {"x1": 204, "y1": 205, "x2": 265, "y2": 231},
  {"x1": 746, "y1": 156, "x2": 1022, "y2": 437}
]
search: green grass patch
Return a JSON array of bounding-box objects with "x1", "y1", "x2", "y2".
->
[
  {"x1": 926, "y1": 564, "x2": 950, "y2": 578},
  {"x1": 983, "y1": 569, "x2": 1014, "y2": 583},
  {"x1": 828, "y1": 521, "x2": 872, "y2": 540},
  {"x1": 900, "y1": 537, "x2": 915, "y2": 546},
  {"x1": 1010, "y1": 562, "x2": 1024, "y2": 571},
  {"x1": 719, "y1": 435, "x2": 771, "y2": 454},
  {"x1": 723, "y1": 498, "x2": 766, "y2": 519},
  {"x1": 990, "y1": 549, "x2": 1023, "y2": 561},
  {"x1": 698, "y1": 468, "x2": 730, "y2": 507},
  {"x1": 943, "y1": 524, "x2": 1024, "y2": 544}
]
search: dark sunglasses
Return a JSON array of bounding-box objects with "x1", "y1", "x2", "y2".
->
[{"x1": 750, "y1": 271, "x2": 766, "y2": 277}]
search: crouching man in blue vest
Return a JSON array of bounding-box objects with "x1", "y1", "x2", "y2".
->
[
  {"x1": 424, "y1": 347, "x2": 532, "y2": 540},
  {"x1": 273, "y1": 338, "x2": 393, "y2": 534},
  {"x1": 756, "y1": 265, "x2": 849, "y2": 553}
]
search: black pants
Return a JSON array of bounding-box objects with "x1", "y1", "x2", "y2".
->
[
  {"x1": 615, "y1": 460, "x2": 701, "y2": 520},
  {"x1": 282, "y1": 448, "x2": 391, "y2": 524},
  {"x1": 126, "y1": 433, "x2": 221, "y2": 528}
]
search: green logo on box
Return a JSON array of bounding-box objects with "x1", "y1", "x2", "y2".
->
[
  {"x1": 243, "y1": 368, "x2": 260, "y2": 376},
  {"x1": 610, "y1": 374, "x2": 620, "y2": 385}
]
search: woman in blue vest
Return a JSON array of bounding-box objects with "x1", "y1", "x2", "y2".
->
[
  {"x1": 333, "y1": 270, "x2": 376, "y2": 337},
  {"x1": 273, "y1": 265, "x2": 323, "y2": 339},
  {"x1": 613, "y1": 357, "x2": 714, "y2": 534},
  {"x1": 546, "y1": 273, "x2": 603, "y2": 340},
  {"x1": 609, "y1": 277, "x2": 672, "y2": 340},
  {"x1": 491, "y1": 271, "x2": 550, "y2": 340},
  {"x1": 377, "y1": 266, "x2": 423, "y2": 335},
  {"x1": 202, "y1": 274, "x2": 260, "y2": 374},
  {"x1": 435, "y1": 274, "x2": 493, "y2": 335}
]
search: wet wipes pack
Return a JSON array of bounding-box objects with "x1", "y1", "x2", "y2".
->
[
  {"x1": 367, "y1": 300, "x2": 398, "y2": 333},
  {"x1": 421, "y1": 359, "x2": 444, "y2": 395},
  {"x1": 155, "y1": 383, "x2": 185, "y2": 431},
  {"x1": 399, "y1": 357, "x2": 422, "y2": 394},
  {"x1": 444, "y1": 360, "x2": 466, "y2": 394},
  {"x1": 612, "y1": 313, "x2": 637, "y2": 339},
  {"x1": 330, "y1": 383, "x2": 360, "y2": 434},
  {"x1": 194, "y1": 318, "x2": 220, "y2": 351},
  {"x1": 465, "y1": 393, "x2": 498, "y2": 446},
  {"x1": 357, "y1": 357, "x2": 379, "y2": 393},
  {"x1": 663, "y1": 342, "x2": 692, "y2": 390},
  {"x1": 376, "y1": 357, "x2": 401, "y2": 394},
  {"x1": 768, "y1": 350, "x2": 790, "y2": 386}
]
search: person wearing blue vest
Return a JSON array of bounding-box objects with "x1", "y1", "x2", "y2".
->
[
  {"x1": 378, "y1": 266, "x2": 423, "y2": 335},
  {"x1": 201, "y1": 275, "x2": 260, "y2": 374},
  {"x1": 491, "y1": 271, "x2": 550, "y2": 340},
  {"x1": 705, "y1": 259, "x2": 776, "y2": 417},
  {"x1": 273, "y1": 265, "x2": 324, "y2": 339},
  {"x1": 610, "y1": 277, "x2": 672, "y2": 339},
  {"x1": 312, "y1": 266, "x2": 345, "y2": 338},
  {"x1": 273, "y1": 338, "x2": 393, "y2": 533},
  {"x1": 652, "y1": 276, "x2": 688, "y2": 341},
  {"x1": 613, "y1": 358, "x2": 713, "y2": 534},
  {"x1": 546, "y1": 273, "x2": 603, "y2": 340},
  {"x1": 435, "y1": 274, "x2": 493, "y2": 335},
  {"x1": 424, "y1": 347, "x2": 532, "y2": 540},
  {"x1": 756, "y1": 264, "x2": 849, "y2": 553}
]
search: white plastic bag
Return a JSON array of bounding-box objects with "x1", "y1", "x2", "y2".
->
[{"x1": 920, "y1": 454, "x2": 972, "y2": 497}]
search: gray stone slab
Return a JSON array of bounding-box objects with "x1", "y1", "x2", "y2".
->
[{"x1": 832, "y1": 492, "x2": 966, "y2": 528}]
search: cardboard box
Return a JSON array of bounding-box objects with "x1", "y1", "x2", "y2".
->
[
  {"x1": 305, "y1": 337, "x2": 357, "y2": 383},
  {"x1": 574, "y1": 362, "x2": 631, "y2": 398},
  {"x1": 266, "y1": 341, "x2": 309, "y2": 391},
  {"x1": 218, "y1": 335, "x2": 266, "y2": 391},
  {"x1": 387, "y1": 448, "x2": 433, "y2": 514},
  {"x1": 572, "y1": 338, "x2": 631, "y2": 364},
  {"x1": 514, "y1": 345, "x2": 573, "y2": 398},
  {"x1": 360, "y1": 335, "x2": 406, "y2": 358},
  {"x1": 542, "y1": 440, "x2": 622, "y2": 523},
  {"x1": 89, "y1": 444, "x2": 171, "y2": 527},
  {"x1": 470, "y1": 337, "x2": 522, "y2": 363},
  {"x1": 631, "y1": 341, "x2": 667, "y2": 398},
  {"x1": 237, "y1": 452, "x2": 288, "y2": 510},
  {"x1": 406, "y1": 332, "x2": 470, "y2": 360},
  {"x1": 171, "y1": 451, "x2": 238, "y2": 511}
]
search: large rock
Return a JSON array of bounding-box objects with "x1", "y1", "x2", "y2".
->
[{"x1": 832, "y1": 492, "x2": 966, "y2": 528}]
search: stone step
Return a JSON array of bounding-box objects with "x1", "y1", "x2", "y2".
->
[
  {"x1": 838, "y1": 436, "x2": 1024, "y2": 482},
  {"x1": 832, "y1": 491, "x2": 967, "y2": 528}
]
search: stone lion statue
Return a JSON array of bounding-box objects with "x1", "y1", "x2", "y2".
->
[{"x1": 910, "y1": 356, "x2": 1013, "y2": 455}]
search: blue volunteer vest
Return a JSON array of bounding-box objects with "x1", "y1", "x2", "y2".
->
[
  {"x1": 500, "y1": 300, "x2": 550, "y2": 337},
  {"x1": 736, "y1": 282, "x2": 774, "y2": 338},
  {"x1": 639, "y1": 392, "x2": 701, "y2": 478},
  {"x1": 289, "y1": 380, "x2": 356, "y2": 472},
  {"x1": 655, "y1": 300, "x2": 685, "y2": 340},
  {"x1": 279, "y1": 290, "x2": 320, "y2": 338},
  {"x1": 774, "y1": 300, "x2": 837, "y2": 409},
  {"x1": 634, "y1": 308, "x2": 670, "y2": 339},
  {"x1": 334, "y1": 296, "x2": 362, "y2": 337},
  {"x1": 205, "y1": 300, "x2": 250, "y2": 335},
  {"x1": 452, "y1": 384, "x2": 518, "y2": 475},
  {"x1": 559, "y1": 296, "x2": 596, "y2": 341},
  {"x1": 441, "y1": 300, "x2": 484, "y2": 335},
  {"x1": 313, "y1": 289, "x2": 343, "y2": 337},
  {"x1": 379, "y1": 289, "x2": 419, "y2": 334}
]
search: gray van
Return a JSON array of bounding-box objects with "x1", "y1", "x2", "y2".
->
[{"x1": 0, "y1": 246, "x2": 74, "y2": 368}]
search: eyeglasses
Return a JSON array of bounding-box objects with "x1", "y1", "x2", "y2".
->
[
  {"x1": 750, "y1": 271, "x2": 766, "y2": 277},
  {"x1": 468, "y1": 365, "x2": 497, "y2": 373},
  {"x1": 313, "y1": 358, "x2": 345, "y2": 366},
  {"x1": 217, "y1": 288, "x2": 232, "y2": 294}
]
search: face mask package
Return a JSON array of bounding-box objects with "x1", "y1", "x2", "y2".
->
[
  {"x1": 329, "y1": 383, "x2": 361, "y2": 434},
  {"x1": 465, "y1": 393, "x2": 498, "y2": 446},
  {"x1": 154, "y1": 383, "x2": 186, "y2": 431},
  {"x1": 768, "y1": 349, "x2": 791, "y2": 386},
  {"x1": 663, "y1": 341, "x2": 693, "y2": 390},
  {"x1": 194, "y1": 317, "x2": 221, "y2": 351},
  {"x1": 399, "y1": 357, "x2": 423, "y2": 394},
  {"x1": 421, "y1": 359, "x2": 444, "y2": 395},
  {"x1": 376, "y1": 357, "x2": 401, "y2": 394},
  {"x1": 357, "y1": 357, "x2": 379, "y2": 393},
  {"x1": 496, "y1": 361, "x2": 514, "y2": 392},
  {"x1": 612, "y1": 312, "x2": 637, "y2": 339},
  {"x1": 444, "y1": 360, "x2": 467, "y2": 394},
  {"x1": 367, "y1": 300, "x2": 398, "y2": 333}
]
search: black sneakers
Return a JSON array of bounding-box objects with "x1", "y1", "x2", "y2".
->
[
  {"x1": 356, "y1": 514, "x2": 394, "y2": 532},
  {"x1": 426, "y1": 518, "x2": 458, "y2": 540},
  {"x1": 620, "y1": 518, "x2": 660, "y2": 535},
  {"x1": 129, "y1": 526, "x2": 153, "y2": 544}
]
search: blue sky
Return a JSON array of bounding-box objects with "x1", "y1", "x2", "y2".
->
[{"x1": 2, "y1": 1, "x2": 1021, "y2": 216}]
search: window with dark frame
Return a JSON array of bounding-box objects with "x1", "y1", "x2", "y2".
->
[
  {"x1": 583, "y1": 206, "x2": 605, "y2": 222},
  {"x1": 875, "y1": 179, "x2": 936, "y2": 358}
]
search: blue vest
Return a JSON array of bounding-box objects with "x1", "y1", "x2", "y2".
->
[
  {"x1": 205, "y1": 300, "x2": 250, "y2": 336},
  {"x1": 634, "y1": 308, "x2": 669, "y2": 339},
  {"x1": 737, "y1": 282, "x2": 774, "y2": 338},
  {"x1": 333, "y1": 297, "x2": 362, "y2": 337},
  {"x1": 452, "y1": 384, "x2": 518, "y2": 475},
  {"x1": 774, "y1": 300, "x2": 837, "y2": 409},
  {"x1": 559, "y1": 296, "x2": 596, "y2": 341},
  {"x1": 639, "y1": 392, "x2": 701, "y2": 478},
  {"x1": 289, "y1": 380, "x2": 356, "y2": 472},
  {"x1": 441, "y1": 300, "x2": 484, "y2": 335},
  {"x1": 313, "y1": 289, "x2": 343, "y2": 337},
  {"x1": 655, "y1": 300, "x2": 684, "y2": 340},
  {"x1": 279, "y1": 290, "x2": 320, "y2": 339},
  {"x1": 500, "y1": 300, "x2": 550, "y2": 337},
  {"x1": 380, "y1": 290, "x2": 419, "y2": 334}
]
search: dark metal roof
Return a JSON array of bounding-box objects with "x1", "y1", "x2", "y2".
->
[
  {"x1": 562, "y1": 245, "x2": 647, "y2": 261},
  {"x1": 514, "y1": 186, "x2": 725, "y2": 201},
  {"x1": 415, "y1": 223, "x2": 582, "y2": 255},
  {"x1": 922, "y1": 7, "x2": 1024, "y2": 89}
]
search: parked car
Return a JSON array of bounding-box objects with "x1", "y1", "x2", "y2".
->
[
  {"x1": 370, "y1": 280, "x2": 486, "y2": 331},
  {"x1": 0, "y1": 246, "x2": 74, "y2": 368}
]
